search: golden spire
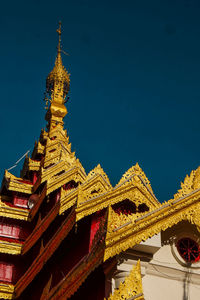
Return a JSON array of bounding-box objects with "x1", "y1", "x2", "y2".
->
[
  {"x1": 45, "y1": 22, "x2": 70, "y2": 130},
  {"x1": 56, "y1": 21, "x2": 62, "y2": 53}
]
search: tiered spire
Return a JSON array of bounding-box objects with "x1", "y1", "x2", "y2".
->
[{"x1": 45, "y1": 22, "x2": 70, "y2": 131}]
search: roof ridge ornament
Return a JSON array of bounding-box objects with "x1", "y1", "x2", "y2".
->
[{"x1": 45, "y1": 22, "x2": 70, "y2": 131}]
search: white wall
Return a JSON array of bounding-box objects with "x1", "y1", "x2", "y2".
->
[{"x1": 113, "y1": 228, "x2": 200, "y2": 300}]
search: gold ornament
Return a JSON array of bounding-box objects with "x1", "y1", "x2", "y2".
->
[{"x1": 106, "y1": 260, "x2": 144, "y2": 300}]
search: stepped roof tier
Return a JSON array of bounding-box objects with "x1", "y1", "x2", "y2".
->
[{"x1": 0, "y1": 23, "x2": 200, "y2": 300}]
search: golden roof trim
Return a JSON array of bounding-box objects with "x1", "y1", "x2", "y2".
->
[
  {"x1": 32, "y1": 140, "x2": 45, "y2": 158},
  {"x1": 0, "y1": 283, "x2": 14, "y2": 300},
  {"x1": 76, "y1": 182, "x2": 157, "y2": 221},
  {"x1": 4, "y1": 170, "x2": 33, "y2": 194},
  {"x1": 0, "y1": 240, "x2": 22, "y2": 255},
  {"x1": 174, "y1": 166, "x2": 200, "y2": 200},
  {"x1": 86, "y1": 164, "x2": 112, "y2": 188},
  {"x1": 0, "y1": 197, "x2": 29, "y2": 220},
  {"x1": 21, "y1": 157, "x2": 41, "y2": 177},
  {"x1": 46, "y1": 166, "x2": 86, "y2": 195},
  {"x1": 59, "y1": 187, "x2": 78, "y2": 214},
  {"x1": 117, "y1": 163, "x2": 154, "y2": 192},
  {"x1": 104, "y1": 189, "x2": 200, "y2": 261}
]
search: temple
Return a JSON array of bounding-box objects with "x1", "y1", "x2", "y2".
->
[{"x1": 1, "y1": 24, "x2": 200, "y2": 300}]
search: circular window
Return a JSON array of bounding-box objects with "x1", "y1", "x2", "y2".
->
[{"x1": 177, "y1": 238, "x2": 200, "y2": 263}]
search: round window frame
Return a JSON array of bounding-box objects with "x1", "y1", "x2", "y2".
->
[
  {"x1": 176, "y1": 237, "x2": 200, "y2": 264},
  {"x1": 171, "y1": 234, "x2": 200, "y2": 269}
]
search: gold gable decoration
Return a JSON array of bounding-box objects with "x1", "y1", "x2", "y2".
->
[
  {"x1": 106, "y1": 205, "x2": 143, "y2": 237},
  {"x1": 86, "y1": 164, "x2": 112, "y2": 188},
  {"x1": 117, "y1": 163, "x2": 153, "y2": 193},
  {"x1": 106, "y1": 260, "x2": 144, "y2": 300},
  {"x1": 116, "y1": 163, "x2": 159, "y2": 208},
  {"x1": 174, "y1": 166, "x2": 200, "y2": 200},
  {"x1": 104, "y1": 189, "x2": 200, "y2": 261}
]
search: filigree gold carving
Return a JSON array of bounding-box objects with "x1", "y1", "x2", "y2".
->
[
  {"x1": 174, "y1": 171, "x2": 195, "y2": 200},
  {"x1": 116, "y1": 163, "x2": 158, "y2": 208},
  {"x1": 87, "y1": 164, "x2": 112, "y2": 188},
  {"x1": 106, "y1": 260, "x2": 143, "y2": 300},
  {"x1": 77, "y1": 182, "x2": 105, "y2": 204},
  {"x1": 46, "y1": 166, "x2": 85, "y2": 195},
  {"x1": 76, "y1": 182, "x2": 155, "y2": 222},
  {"x1": 32, "y1": 140, "x2": 45, "y2": 159},
  {"x1": 104, "y1": 190, "x2": 200, "y2": 261},
  {"x1": 117, "y1": 163, "x2": 153, "y2": 193},
  {"x1": 174, "y1": 166, "x2": 200, "y2": 200},
  {"x1": 107, "y1": 206, "x2": 146, "y2": 236},
  {"x1": 28, "y1": 158, "x2": 40, "y2": 171},
  {"x1": 59, "y1": 187, "x2": 77, "y2": 214}
]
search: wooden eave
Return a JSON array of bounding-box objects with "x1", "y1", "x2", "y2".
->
[
  {"x1": 34, "y1": 163, "x2": 85, "y2": 194},
  {"x1": 21, "y1": 157, "x2": 41, "y2": 178},
  {"x1": 45, "y1": 244, "x2": 104, "y2": 300},
  {"x1": 27, "y1": 158, "x2": 41, "y2": 171},
  {"x1": 43, "y1": 144, "x2": 74, "y2": 169},
  {"x1": 28, "y1": 184, "x2": 47, "y2": 221},
  {"x1": 43, "y1": 153, "x2": 64, "y2": 169},
  {"x1": 59, "y1": 187, "x2": 78, "y2": 214},
  {"x1": 104, "y1": 189, "x2": 200, "y2": 261},
  {"x1": 14, "y1": 208, "x2": 76, "y2": 298},
  {"x1": 40, "y1": 160, "x2": 71, "y2": 183},
  {"x1": 43, "y1": 211, "x2": 108, "y2": 300},
  {"x1": 41, "y1": 161, "x2": 86, "y2": 183},
  {"x1": 46, "y1": 166, "x2": 86, "y2": 195},
  {"x1": 48, "y1": 127, "x2": 68, "y2": 141},
  {"x1": 5, "y1": 177, "x2": 33, "y2": 194},
  {"x1": 0, "y1": 197, "x2": 29, "y2": 221},
  {"x1": 23, "y1": 200, "x2": 60, "y2": 254},
  {"x1": 115, "y1": 173, "x2": 159, "y2": 206},
  {"x1": 59, "y1": 173, "x2": 112, "y2": 215},
  {"x1": 44, "y1": 152, "x2": 61, "y2": 167},
  {"x1": 45, "y1": 139, "x2": 70, "y2": 153}
]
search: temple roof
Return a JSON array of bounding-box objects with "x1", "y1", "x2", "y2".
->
[{"x1": 1, "y1": 23, "x2": 200, "y2": 300}]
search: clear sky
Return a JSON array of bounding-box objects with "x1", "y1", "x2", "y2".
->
[{"x1": 0, "y1": 0, "x2": 200, "y2": 202}]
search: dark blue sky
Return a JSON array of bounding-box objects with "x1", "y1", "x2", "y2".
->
[{"x1": 1, "y1": 0, "x2": 200, "y2": 202}]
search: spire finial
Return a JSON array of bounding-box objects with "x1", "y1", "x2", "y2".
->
[
  {"x1": 45, "y1": 23, "x2": 70, "y2": 131},
  {"x1": 56, "y1": 21, "x2": 62, "y2": 53}
]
